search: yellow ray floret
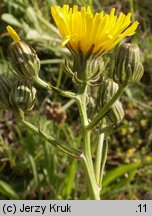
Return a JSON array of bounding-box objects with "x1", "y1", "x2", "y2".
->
[
  {"x1": 7, "y1": 25, "x2": 20, "y2": 42},
  {"x1": 51, "y1": 5, "x2": 139, "y2": 55}
]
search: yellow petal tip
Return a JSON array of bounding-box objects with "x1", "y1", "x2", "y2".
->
[{"x1": 7, "y1": 25, "x2": 21, "y2": 42}]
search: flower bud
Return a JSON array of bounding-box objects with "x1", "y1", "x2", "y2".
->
[
  {"x1": 97, "y1": 79, "x2": 124, "y2": 125},
  {"x1": 111, "y1": 43, "x2": 144, "y2": 85},
  {"x1": 0, "y1": 76, "x2": 12, "y2": 110},
  {"x1": 8, "y1": 40, "x2": 40, "y2": 80},
  {"x1": 9, "y1": 80, "x2": 36, "y2": 112},
  {"x1": 107, "y1": 100, "x2": 124, "y2": 125},
  {"x1": 98, "y1": 79, "x2": 118, "y2": 107}
]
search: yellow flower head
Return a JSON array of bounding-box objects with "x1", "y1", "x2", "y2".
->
[{"x1": 51, "y1": 5, "x2": 139, "y2": 56}]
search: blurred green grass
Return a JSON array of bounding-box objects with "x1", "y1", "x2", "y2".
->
[{"x1": 0, "y1": 0, "x2": 152, "y2": 200}]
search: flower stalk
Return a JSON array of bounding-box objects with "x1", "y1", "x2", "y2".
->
[
  {"x1": 76, "y1": 83, "x2": 101, "y2": 199},
  {"x1": 94, "y1": 120, "x2": 106, "y2": 186}
]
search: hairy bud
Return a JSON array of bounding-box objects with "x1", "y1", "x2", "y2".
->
[
  {"x1": 107, "y1": 101, "x2": 124, "y2": 125},
  {"x1": 98, "y1": 79, "x2": 124, "y2": 125},
  {"x1": 111, "y1": 43, "x2": 144, "y2": 85},
  {"x1": 98, "y1": 79, "x2": 118, "y2": 107},
  {"x1": 8, "y1": 40, "x2": 40, "y2": 79},
  {"x1": 9, "y1": 80, "x2": 36, "y2": 112}
]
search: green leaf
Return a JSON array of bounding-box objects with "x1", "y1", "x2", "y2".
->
[
  {"x1": 28, "y1": 155, "x2": 39, "y2": 187},
  {"x1": 60, "y1": 160, "x2": 76, "y2": 199},
  {"x1": 0, "y1": 180, "x2": 19, "y2": 199},
  {"x1": 1, "y1": 14, "x2": 21, "y2": 27},
  {"x1": 102, "y1": 161, "x2": 141, "y2": 187}
]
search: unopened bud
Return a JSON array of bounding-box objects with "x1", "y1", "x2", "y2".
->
[
  {"x1": 98, "y1": 79, "x2": 118, "y2": 107},
  {"x1": 9, "y1": 80, "x2": 36, "y2": 112},
  {"x1": 111, "y1": 43, "x2": 144, "y2": 85},
  {"x1": 97, "y1": 79, "x2": 124, "y2": 125},
  {"x1": 0, "y1": 76, "x2": 12, "y2": 110},
  {"x1": 7, "y1": 26, "x2": 40, "y2": 80},
  {"x1": 9, "y1": 41, "x2": 40, "y2": 79},
  {"x1": 107, "y1": 100, "x2": 124, "y2": 125}
]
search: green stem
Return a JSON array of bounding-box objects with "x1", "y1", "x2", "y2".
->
[
  {"x1": 59, "y1": 99, "x2": 75, "y2": 113},
  {"x1": 87, "y1": 85, "x2": 126, "y2": 130},
  {"x1": 76, "y1": 85, "x2": 92, "y2": 163},
  {"x1": 95, "y1": 119, "x2": 107, "y2": 186},
  {"x1": 33, "y1": 76, "x2": 101, "y2": 198},
  {"x1": 81, "y1": 155, "x2": 100, "y2": 200},
  {"x1": 34, "y1": 76, "x2": 76, "y2": 99},
  {"x1": 95, "y1": 131, "x2": 105, "y2": 186},
  {"x1": 76, "y1": 84, "x2": 100, "y2": 200},
  {"x1": 99, "y1": 140, "x2": 108, "y2": 188},
  {"x1": 21, "y1": 119, "x2": 82, "y2": 159}
]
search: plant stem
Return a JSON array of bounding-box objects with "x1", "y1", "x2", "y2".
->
[
  {"x1": 76, "y1": 85, "x2": 92, "y2": 164},
  {"x1": 59, "y1": 99, "x2": 75, "y2": 113},
  {"x1": 95, "y1": 131, "x2": 105, "y2": 186},
  {"x1": 100, "y1": 140, "x2": 108, "y2": 188},
  {"x1": 34, "y1": 75, "x2": 101, "y2": 198},
  {"x1": 21, "y1": 119, "x2": 82, "y2": 159},
  {"x1": 87, "y1": 85, "x2": 126, "y2": 130},
  {"x1": 81, "y1": 155, "x2": 100, "y2": 200},
  {"x1": 34, "y1": 76, "x2": 76, "y2": 99},
  {"x1": 76, "y1": 84, "x2": 100, "y2": 200}
]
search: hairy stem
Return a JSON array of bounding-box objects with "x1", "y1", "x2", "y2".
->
[
  {"x1": 76, "y1": 84, "x2": 100, "y2": 200},
  {"x1": 100, "y1": 140, "x2": 108, "y2": 188},
  {"x1": 81, "y1": 155, "x2": 100, "y2": 200},
  {"x1": 95, "y1": 131, "x2": 105, "y2": 186},
  {"x1": 34, "y1": 76, "x2": 76, "y2": 99},
  {"x1": 76, "y1": 85, "x2": 92, "y2": 165}
]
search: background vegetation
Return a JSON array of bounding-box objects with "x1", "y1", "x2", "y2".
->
[{"x1": 0, "y1": 0, "x2": 151, "y2": 199}]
